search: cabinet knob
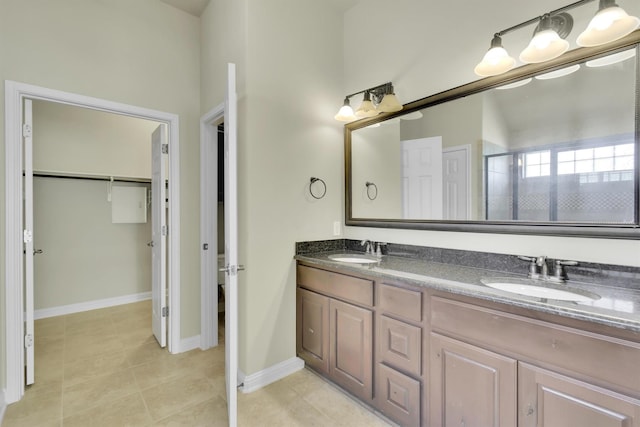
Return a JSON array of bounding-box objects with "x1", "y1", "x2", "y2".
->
[
  {"x1": 308, "y1": 328, "x2": 314, "y2": 334},
  {"x1": 526, "y1": 404, "x2": 535, "y2": 416}
]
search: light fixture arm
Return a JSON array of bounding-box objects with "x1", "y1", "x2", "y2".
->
[
  {"x1": 494, "y1": 0, "x2": 595, "y2": 38},
  {"x1": 344, "y1": 82, "x2": 393, "y2": 105}
]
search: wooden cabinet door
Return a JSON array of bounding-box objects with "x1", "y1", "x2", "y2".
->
[
  {"x1": 519, "y1": 363, "x2": 640, "y2": 427},
  {"x1": 297, "y1": 288, "x2": 330, "y2": 374},
  {"x1": 430, "y1": 333, "x2": 517, "y2": 427},
  {"x1": 329, "y1": 299, "x2": 373, "y2": 401}
]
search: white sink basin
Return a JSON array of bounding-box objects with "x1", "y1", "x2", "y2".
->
[
  {"x1": 481, "y1": 278, "x2": 600, "y2": 302},
  {"x1": 328, "y1": 254, "x2": 379, "y2": 264}
]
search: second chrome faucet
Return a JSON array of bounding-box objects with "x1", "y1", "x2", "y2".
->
[{"x1": 518, "y1": 255, "x2": 578, "y2": 283}]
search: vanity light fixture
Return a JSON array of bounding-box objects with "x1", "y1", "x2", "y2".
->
[
  {"x1": 519, "y1": 13, "x2": 572, "y2": 64},
  {"x1": 355, "y1": 91, "x2": 378, "y2": 118},
  {"x1": 335, "y1": 82, "x2": 402, "y2": 122},
  {"x1": 474, "y1": 35, "x2": 516, "y2": 77},
  {"x1": 334, "y1": 97, "x2": 356, "y2": 122},
  {"x1": 474, "y1": 0, "x2": 639, "y2": 77},
  {"x1": 577, "y1": 0, "x2": 640, "y2": 47}
]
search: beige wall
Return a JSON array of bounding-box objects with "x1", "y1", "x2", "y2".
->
[
  {"x1": 1, "y1": 0, "x2": 202, "y2": 390},
  {"x1": 33, "y1": 101, "x2": 159, "y2": 179},
  {"x1": 351, "y1": 123, "x2": 402, "y2": 218},
  {"x1": 201, "y1": 0, "x2": 345, "y2": 375},
  {"x1": 34, "y1": 178, "x2": 152, "y2": 309},
  {"x1": 343, "y1": 0, "x2": 640, "y2": 267}
]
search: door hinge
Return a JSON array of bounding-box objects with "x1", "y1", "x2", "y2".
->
[
  {"x1": 162, "y1": 143, "x2": 169, "y2": 154},
  {"x1": 162, "y1": 306, "x2": 169, "y2": 317},
  {"x1": 24, "y1": 333, "x2": 33, "y2": 348},
  {"x1": 23, "y1": 229, "x2": 33, "y2": 243},
  {"x1": 22, "y1": 124, "x2": 32, "y2": 138},
  {"x1": 162, "y1": 225, "x2": 168, "y2": 236}
]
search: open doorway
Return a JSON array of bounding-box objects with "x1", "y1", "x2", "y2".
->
[
  {"x1": 200, "y1": 106, "x2": 225, "y2": 350},
  {"x1": 4, "y1": 81, "x2": 181, "y2": 404},
  {"x1": 30, "y1": 100, "x2": 160, "y2": 319}
]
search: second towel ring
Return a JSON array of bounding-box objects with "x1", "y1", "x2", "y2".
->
[
  {"x1": 309, "y1": 177, "x2": 327, "y2": 199},
  {"x1": 365, "y1": 181, "x2": 378, "y2": 200}
]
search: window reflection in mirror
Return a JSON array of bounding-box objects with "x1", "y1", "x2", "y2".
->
[
  {"x1": 349, "y1": 45, "x2": 638, "y2": 228},
  {"x1": 484, "y1": 47, "x2": 636, "y2": 223}
]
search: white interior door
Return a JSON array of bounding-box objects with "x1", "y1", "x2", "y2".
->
[
  {"x1": 223, "y1": 62, "x2": 239, "y2": 427},
  {"x1": 443, "y1": 145, "x2": 471, "y2": 220},
  {"x1": 23, "y1": 99, "x2": 35, "y2": 385},
  {"x1": 151, "y1": 125, "x2": 167, "y2": 348},
  {"x1": 401, "y1": 137, "x2": 443, "y2": 219}
]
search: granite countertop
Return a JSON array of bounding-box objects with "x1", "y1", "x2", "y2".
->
[{"x1": 295, "y1": 251, "x2": 640, "y2": 334}]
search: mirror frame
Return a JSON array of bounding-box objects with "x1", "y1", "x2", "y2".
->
[{"x1": 345, "y1": 30, "x2": 640, "y2": 239}]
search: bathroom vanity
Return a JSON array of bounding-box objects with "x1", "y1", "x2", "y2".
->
[{"x1": 295, "y1": 244, "x2": 640, "y2": 427}]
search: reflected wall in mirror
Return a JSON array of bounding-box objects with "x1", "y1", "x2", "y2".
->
[{"x1": 346, "y1": 33, "x2": 640, "y2": 238}]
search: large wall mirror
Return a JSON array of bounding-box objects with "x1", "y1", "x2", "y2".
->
[{"x1": 345, "y1": 31, "x2": 640, "y2": 238}]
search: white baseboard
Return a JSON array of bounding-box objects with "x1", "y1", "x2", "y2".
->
[
  {"x1": 239, "y1": 357, "x2": 305, "y2": 393},
  {"x1": 177, "y1": 335, "x2": 201, "y2": 353},
  {"x1": 0, "y1": 389, "x2": 6, "y2": 426},
  {"x1": 34, "y1": 292, "x2": 151, "y2": 319}
]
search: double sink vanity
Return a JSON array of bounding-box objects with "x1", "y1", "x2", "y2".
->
[
  {"x1": 305, "y1": 29, "x2": 640, "y2": 426},
  {"x1": 295, "y1": 240, "x2": 640, "y2": 427}
]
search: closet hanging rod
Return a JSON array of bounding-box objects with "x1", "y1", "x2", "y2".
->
[{"x1": 29, "y1": 171, "x2": 151, "y2": 184}]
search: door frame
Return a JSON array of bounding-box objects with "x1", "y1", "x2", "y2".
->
[
  {"x1": 200, "y1": 102, "x2": 224, "y2": 350},
  {"x1": 4, "y1": 80, "x2": 182, "y2": 404}
]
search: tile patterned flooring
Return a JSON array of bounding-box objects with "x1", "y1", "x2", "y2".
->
[{"x1": 3, "y1": 301, "x2": 392, "y2": 426}]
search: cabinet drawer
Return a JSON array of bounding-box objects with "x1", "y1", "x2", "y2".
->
[
  {"x1": 376, "y1": 363, "x2": 421, "y2": 427},
  {"x1": 379, "y1": 315, "x2": 422, "y2": 376},
  {"x1": 431, "y1": 296, "x2": 640, "y2": 396},
  {"x1": 297, "y1": 264, "x2": 373, "y2": 307},
  {"x1": 379, "y1": 283, "x2": 422, "y2": 322}
]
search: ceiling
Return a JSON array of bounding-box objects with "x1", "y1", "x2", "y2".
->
[{"x1": 159, "y1": 0, "x2": 360, "y2": 17}]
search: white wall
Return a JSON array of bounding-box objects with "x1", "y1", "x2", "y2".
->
[
  {"x1": 343, "y1": 0, "x2": 640, "y2": 267},
  {"x1": 0, "y1": 0, "x2": 202, "y2": 391}
]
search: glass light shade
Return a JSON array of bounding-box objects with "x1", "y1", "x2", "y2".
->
[
  {"x1": 577, "y1": 6, "x2": 640, "y2": 47},
  {"x1": 586, "y1": 48, "x2": 636, "y2": 67},
  {"x1": 474, "y1": 46, "x2": 516, "y2": 77},
  {"x1": 377, "y1": 93, "x2": 403, "y2": 112},
  {"x1": 355, "y1": 99, "x2": 379, "y2": 118},
  {"x1": 519, "y1": 29, "x2": 569, "y2": 63},
  {"x1": 535, "y1": 64, "x2": 580, "y2": 80},
  {"x1": 496, "y1": 78, "x2": 533, "y2": 90},
  {"x1": 334, "y1": 103, "x2": 356, "y2": 122}
]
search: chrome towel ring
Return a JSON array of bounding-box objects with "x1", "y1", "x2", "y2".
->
[
  {"x1": 365, "y1": 181, "x2": 378, "y2": 200},
  {"x1": 309, "y1": 177, "x2": 327, "y2": 199}
]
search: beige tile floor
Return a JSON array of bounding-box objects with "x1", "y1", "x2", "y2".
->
[{"x1": 3, "y1": 300, "x2": 392, "y2": 426}]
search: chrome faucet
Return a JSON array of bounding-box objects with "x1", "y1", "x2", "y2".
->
[
  {"x1": 361, "y1": 240, "x2": 386, "y2": 257},
  {"x1": 360, "y1": 239, "x2": 373, "y2": 255},
  {"x1": 518, "y1": 255, "x2": 578, "y2": 283}
]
